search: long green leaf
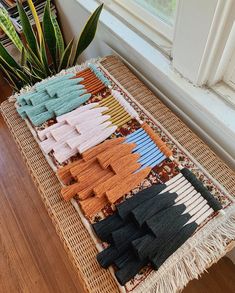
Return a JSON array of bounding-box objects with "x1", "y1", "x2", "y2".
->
[
  {"x1": 21, "y1": 66, "x2": 42, "y2": 82},
  {"x1": 0, "y1": 62, "x2": 21, "y2": 91},
  {"x1": 27, "y1": 0, "x2": 43, "y2": 44},
  {"x1": 17, "y1": 1, "x2": 38, "y2": 55},
  {"x1": 43, "y1": 0, "x2": 57, "y2": 69},
  {"x1": 73, "y1": 4, "x2": 103, "y2": 65},
  {"x1": 0, "y1": 55, "x2": 28, "y2": 86},
  {"x1": 15, "y1": 69, "x2": 33, "y2": 84},
  {"x1": 26, "y1": 43, "x2": 45, "y2": 71},
  {"x1": 0, "y1": 7, "x2": 23, "y2": 51},
  {"x1": 52, "y1": 15, "x2": 64, "y2": 60},
  {"x1": 40, "y1": 37, "x2": 51, "y2": 75},
  {"x1": 58, "y1": 38, "x2": 74, "y2": 71},
  {"x1": 0, "y1": 41, "x2": 20, "y2": 69},
  {"x1": 20, "y1": 47, "x2": 26, "y2": 67},
  {"x1": 30, "y1": 65, "x2": 47, "y2": 79},
  {"x1": 0, "y1": 47, "x2": 31, "y2": 85},
  {"x1": 4, "y1": 63, "x2": 31, "y2": 84}
]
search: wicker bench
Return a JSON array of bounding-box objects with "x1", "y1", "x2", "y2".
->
[{"x1": 1, "y1": 55, "x2": 234, "y2": 293}]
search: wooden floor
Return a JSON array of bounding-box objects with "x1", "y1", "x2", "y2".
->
[{"x1": 0, "y1": 76, "x2": 235, "y2": 292}]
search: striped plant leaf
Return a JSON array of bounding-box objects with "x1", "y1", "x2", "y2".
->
[
  {"x1": 0, "y1": 55, "x2": 29, "y2": 85},
  {"x1": 0, "y1": 46, "x2": 32, "y2": 86},
  {"x1": 40, "y1": 37, "x2": 52, "y2": 75},
  {"x1": 20, "y1": 47, "x2": 26, "y2": 67},
  {"x1": 52, "y1": 15, "x2": 64, "y2": 61},
  {"x1": 22, "y1": 66, "x2": 42, "y2": 82},
  {"x1": 17, "y1": 1, "x2": 39, "y2": 55},
  {"x1": 73, "y1": 4, "x2": 103, "y2": 65},
  {"x1": 15, "y1": 69, "x2": 32, "y2": 85},
  {"x1": 0, "y1": 7, "x2": 23, "y2": 51},
  {"x1": 0, "y1": 2, "x2": 102, "y2": 91},
  {"x1": 27, "y1": 0, "x2": 43, "y2": 44},
  {"x1": 58, "y1": 38, "x2": 74, "y2": 71},
  {"x1": 0, "y1": 62, "x2": 21, "y2": 90},
  {"x1": 0, "y1": 41, "x2": 20, "y2": 69},
  {"x1": 31, "y1": 65, "x2": 47, "y2": 79},
  {"x1": 25, "y1": 43, "x2": 44, "y2": 72},
  {"x1": 43, "y1": 0, "x2": 57, "y2": 69}
]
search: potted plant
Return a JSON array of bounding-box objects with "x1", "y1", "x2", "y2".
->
[{"x1": 0, "y1": 0, "x2": 103, "y2": 91}]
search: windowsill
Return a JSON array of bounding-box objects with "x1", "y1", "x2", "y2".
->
[{"x1": 56, "y1": 0, "x2": 235, "y2": 168}]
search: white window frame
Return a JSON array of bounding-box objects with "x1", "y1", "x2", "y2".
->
[
  {"x1": 224, "y1": 52, "x2": 235, "y2": 90},
  {"x1": 112, "y1": 0, "x2": 175, "y2": 41},
  {"x1": 98, "y1": 0, "x2": 177, "y2": 56},
  {"x1": 210, "y1": 21, "x2": 235, "y2": 109},
  {"x1": 101, "y1": 0, "x2": 235, "y2": 98},
  {"x1": 172, "y1": 0, "x2": 235, "y2": 108}
]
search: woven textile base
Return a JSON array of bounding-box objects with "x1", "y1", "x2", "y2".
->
[{"x1": 1, "y1": 55, "x2": 235, "y2": 293}]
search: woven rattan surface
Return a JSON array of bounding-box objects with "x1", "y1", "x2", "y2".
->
[{"x1": 1, "y1": 55, "x2": 235, "y2": 293}]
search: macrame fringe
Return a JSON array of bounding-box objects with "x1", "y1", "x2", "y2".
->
[{"x1": 133, "y1": 204, "x2": 235, "y2": 293}]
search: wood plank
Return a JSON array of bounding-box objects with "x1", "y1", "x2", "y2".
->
[
  {"x1": 0, "y1": 72, "x2": 12, "y2": 103},
  {"x1": 184, "y1": 257, "x2": 235, "y2": 293},
  {"x1": 0, "y1": 113, "x2": 84, "y2": 293}
]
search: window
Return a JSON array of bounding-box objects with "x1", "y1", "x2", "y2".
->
[
  {"x1": 100, "y1": 0, "x2": 178, "y2": 55},
  {"x1": 117, "y1": 0, "x2": 177, "y2": 41},
  {"x1": 213, "y1": 44, "x2": 235, "y2": 108},
  {"x1": 222, "y1": 41, "x2": 235, "y2": 91},
  {"x1": 206, "y1": 5, "x2": 235, "y2": 108},
  {"x1": 132, "y1": 0, "x2": 177, "y2": 26},
  {"x1": 98, "y1": 0, "x2": 235, "y2": 107}
]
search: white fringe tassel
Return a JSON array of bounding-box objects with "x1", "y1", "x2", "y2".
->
[{"x1": 133, "y1": 204, "x2": 235, "y2": 293}]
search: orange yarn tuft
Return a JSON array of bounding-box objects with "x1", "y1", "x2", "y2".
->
[
  {"x1": 94, "y1": 160, "x2": 141, "y2": 198},
  {"x1": 106, "y1": 167, "x2": 151, "y2": 204},
  {"x1": 91, "y1": 85, "x2": 106, "y2": 95},
  {"x1": 75, "y1": 68, "x2": 91, "y2": 77},
  {"x1": 141, "y1": 123, "x2": 174, "y2": 156},
  {"x1": 93, "y1": 174, "x2": 121, "y2": 198},
  {"x1": 61, "y1": 183, "x2": 81, "y2": 201},
  {"x1": 57, "y1": 160, "x2": 81, "y2": 184},
  {"x1": 82, "y1": 137, "x2": 125, "y2": 161},
  {"x1": 110, "y1": 153, "x2": 140, "y2": 174},
  {"x1": 97, "y1": 142, "x2": 136, "y2": 169},
  {"x1": 70, "y1": 158, "x2": 96, "y2": 178},
  {"x1": 79, "y1": 196, "x2": 109, "y2": 218},
  {"x1": 76, "y1": 162, "x2": 104, "y2": 181},
  {"x1": 77, "y1": 166, "x2": 113, "y2": 187},
  {"x1": 78, "y1": 172, "x2": 113, "y2": 200}
]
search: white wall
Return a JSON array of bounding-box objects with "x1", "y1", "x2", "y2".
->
[{"x1": 55, "y1": 0, "x2": 112, "y2": 62}]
